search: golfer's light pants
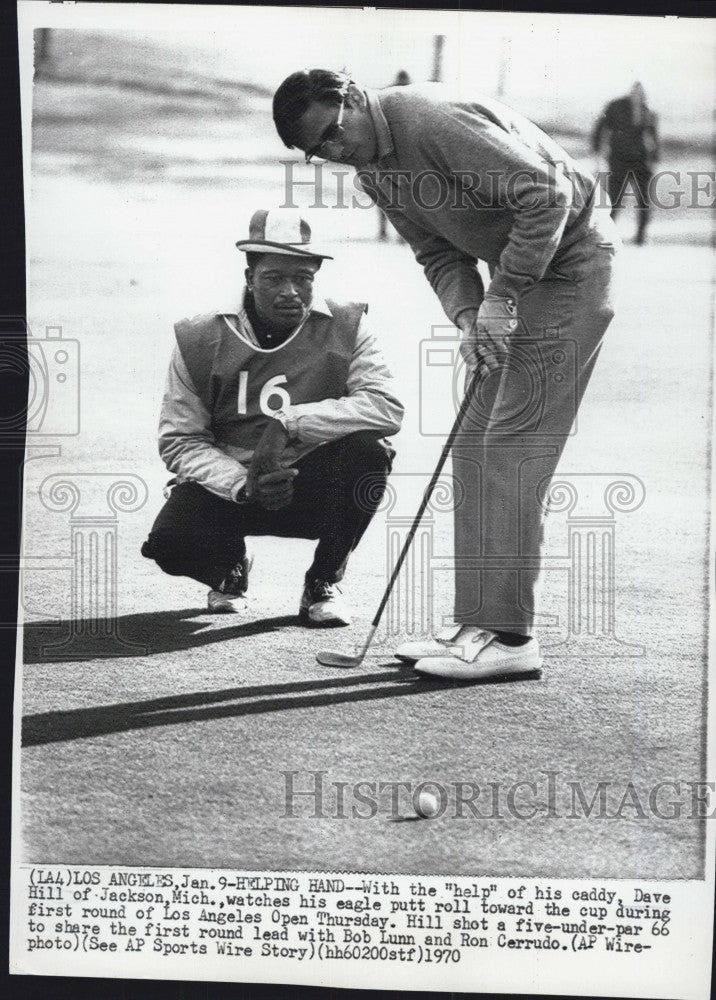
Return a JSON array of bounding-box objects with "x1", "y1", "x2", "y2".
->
[{"x1": 452, "y1": 234, "x2": 619, "y2": 633}]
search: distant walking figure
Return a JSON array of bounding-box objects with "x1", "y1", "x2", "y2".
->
[{"x1": 592, "y1": 82, "x2": 660, "y2": 245}]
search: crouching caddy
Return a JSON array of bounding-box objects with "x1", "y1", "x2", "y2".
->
[{"x1": 142, "y1": 208, "x2": 404, "y2": 626}]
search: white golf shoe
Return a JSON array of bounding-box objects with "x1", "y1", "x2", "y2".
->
[
  {"x1": 395, "y1": 624, "x2": 466, "y2": 662},
  {"x1": 411, "y1": 628, "x2": 542, "y2": 681}
]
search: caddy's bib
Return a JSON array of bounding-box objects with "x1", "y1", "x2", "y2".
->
[{"x1": 174, "y1": 300, "x2": 365, "y2": 457}]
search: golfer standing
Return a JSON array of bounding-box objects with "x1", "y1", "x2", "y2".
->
[{"x1": 273, "y1": 71, "x2": 619, "y2": 679}]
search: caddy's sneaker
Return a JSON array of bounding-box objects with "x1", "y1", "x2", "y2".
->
[
  {"x1": 207, "y1": 590, "x2": 250, "y2": 613},
  {"x1": 207, "y1": 549, "x2": 254, "y2": 613},
  {"x1": 299, "y1": 579, "x2": 352, "y2": 627},
  {"x1": 413, "y1": 629, "x2": 542, "y2": 680}
]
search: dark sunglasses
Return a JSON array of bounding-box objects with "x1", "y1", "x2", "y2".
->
[{"x1": 305, "y1": 93, "x2": 347, "y2": 163}]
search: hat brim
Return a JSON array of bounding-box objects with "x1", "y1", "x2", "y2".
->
[{"x1": 235, "y1": 239, "x2": 333, "y2": 260}]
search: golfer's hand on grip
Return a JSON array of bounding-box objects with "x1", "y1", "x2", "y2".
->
[{"x1": 458, "y1": 295, "x2": 518, "y2": 372}]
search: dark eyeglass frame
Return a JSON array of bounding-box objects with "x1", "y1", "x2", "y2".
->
[{"x1": 304, "y1": 92, "x2": 347, "y2": 163}]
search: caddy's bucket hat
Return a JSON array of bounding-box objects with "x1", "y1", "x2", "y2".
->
[{"x1": 236, "y1": 208, "x2": 333, "y2": 259}]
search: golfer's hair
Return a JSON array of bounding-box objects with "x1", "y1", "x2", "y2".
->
[{"x1": 273, "y1": 69, "x2": 349, "y2": 148}]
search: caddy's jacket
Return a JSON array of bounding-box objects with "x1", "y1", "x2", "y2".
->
[{"x1": 157, "y1": 291, "x2": 404, "y2": 501}]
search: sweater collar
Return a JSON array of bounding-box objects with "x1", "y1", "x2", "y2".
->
[{"x1": 364, "y1": 89, "x2": 394, "y2": 164}]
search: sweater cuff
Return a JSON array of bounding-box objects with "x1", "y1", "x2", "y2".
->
[
  {"x1": 487, "y1": 273, "x2": 530, "y2": 303},
  {"x1": 484, "y1": 291, "x2": 517, "y2": 308}
]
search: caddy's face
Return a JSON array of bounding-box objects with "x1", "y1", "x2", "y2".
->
[
  {"x1": 246, "y1": 254, "x2": 320, "y2": 332},
  {"x1": 298, "y1": 98, "x2": 378, "y2": 168}
]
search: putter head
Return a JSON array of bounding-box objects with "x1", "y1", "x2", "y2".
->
[
  {"x1": 316, "y1": 648, "x2": 363, "y2": 668},
  {"x1": 317, "y1": 624, "x2": 376, "y2": 668}
]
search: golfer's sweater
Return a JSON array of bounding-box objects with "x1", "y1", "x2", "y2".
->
[{"x1": 361, "y1": 83, "x2": 616, "y2": 325}]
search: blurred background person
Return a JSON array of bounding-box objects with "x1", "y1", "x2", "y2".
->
[{"x1": 592, "y1": 81, "x2": 660, "y2": 245}]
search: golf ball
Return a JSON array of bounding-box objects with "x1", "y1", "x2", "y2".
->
[{"x1": 415, "y1": 790, "x2": 441, "y2": 819}]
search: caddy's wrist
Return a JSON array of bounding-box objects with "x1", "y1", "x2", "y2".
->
[{"x1": 272, "y1": 408, "x2": 296, "y2": 440}]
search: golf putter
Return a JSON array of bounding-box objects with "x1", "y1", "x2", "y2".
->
[{"x1": 317, "y1": 368, "x2": 481, "y2": 667}]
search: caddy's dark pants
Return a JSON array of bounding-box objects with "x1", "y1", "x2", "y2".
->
[{"x1": 141, "y1": 431, "x2": 393, "y2": 591}]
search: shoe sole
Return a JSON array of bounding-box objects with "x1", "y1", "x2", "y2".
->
[
  {"x1": 414, "y1": 657, "x2": 543, "y2": 681},
  {"x1": 395, "y1": 651, "x2": 440, "y2": 663},
  {"x1": 395, "y1": 646, "x2": 493, "y2": 664},
  {"x1": 398, "y1": 639, "x2": 540, "y2": 667}
]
